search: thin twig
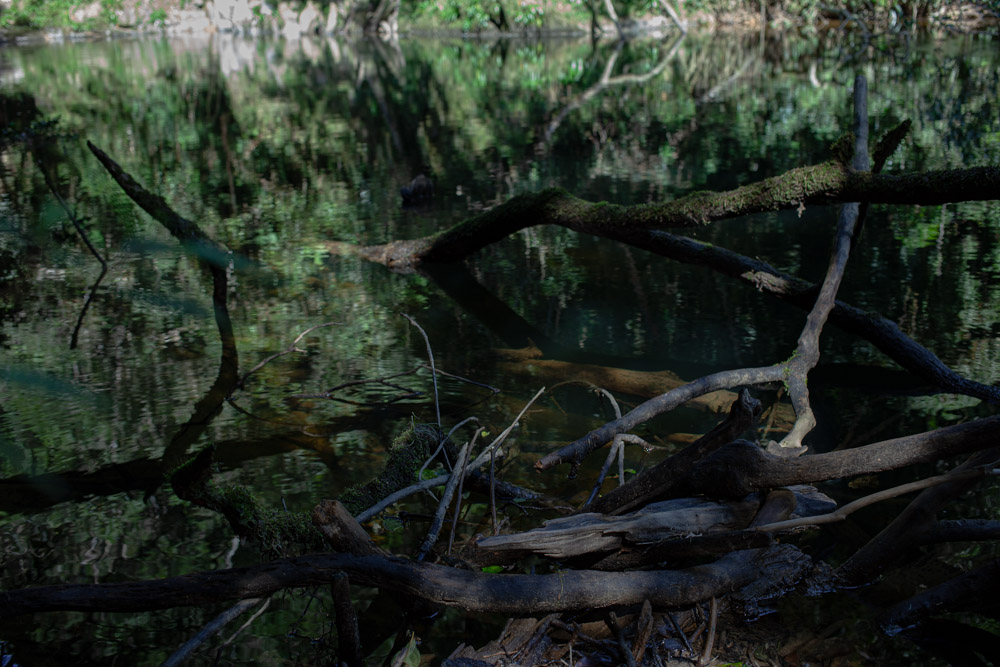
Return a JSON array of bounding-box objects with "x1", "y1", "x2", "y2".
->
[
  {"x1": 402, "y1": 313, "x2": 441, "y2": 430},
  {"x1": 698, "y1": 597, "x2": 718, "y2": 666},
  {"x1": 162, "y1": 597, "x2": 263, "y2": 667},
  {"x1": 667, "y1": 610, "x2": 693, "y2": 654},
  {"x1": 594, "y1": 388, "x2": 627, "y2": 487},
  {"x1": 237, "y1": 322, "x2": 339, "y2": 391},
  {"x1": 448, "y1": 430, "x2": 482, "y2": 555},
  {"x1": 757, "y1": 465, "x2": 1000, "y2": 533},
  {"x1": 582, "y1": 433, "x2": 653, "y2": 509},
  {"x1": 36, "y1": 156, "x2": 109, "y2": 350},
  {"x1": 418, "y1": 431, "x2": 475, "y2": 559},
  {"x1": 489, "y1": 442, "x2": 500, "y2": 535},
  {"x1": 419, "y1": 363, "x2": 501, "y2": 394},
  {"x1": 606, "y1": 611, "x2": 638, "y2": 667},
  {"x1": 355, "y1": 389, "x2": 544, "y2": 523},
  {"x1": 416, "y1": 417, "x2": 478, "y2": 502}
]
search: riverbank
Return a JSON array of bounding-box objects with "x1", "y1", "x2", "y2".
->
[{"x1": 0, "y1": 0, "x2": 996, "y2": 44}]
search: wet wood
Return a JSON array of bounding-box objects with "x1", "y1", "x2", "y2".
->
[{"x1": 496, "y1": 355, "x2": 795, "y2": 429}]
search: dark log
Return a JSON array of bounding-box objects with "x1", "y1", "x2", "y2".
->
[
  {"x1": 583, "y1": 389, "x2": 762, "y2": 513},
  {"x1": 879, "y1": 558, "x2": 1000, "y2": 634},
  {"x1": 313, "y1": 500, "x2": 384, "y2": 556},
  {"x1": 838, "y1": 447, "x2": 1000, "y2": 586},
  {"x1": 918, "y1": 519, "x2": 1000, "y2": 545},
  {"x1": 328, "y1": 165, "x2": 1000, "y2": 272},
  {"x1": 685, "y1": 417, "x2": 1000, "y2": 501},
  {"x1": 0, "y1": 546, "x2": 805, "y2": 619}
]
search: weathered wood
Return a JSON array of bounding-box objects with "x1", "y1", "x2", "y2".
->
[
  {"x1": 475, "y1": 486, "x2": 834, "y2": 564},
  {"x1": 312, "y1": 500, "x2": 383, "y2": 556},
  {"x1": 584, "y1": 389, "x2": 762, "y2": 514},
  {"x1": 475, "y1": 497, "x2": 761, "y2": 561},
  {"x1": 686, "y1": 419, "x2": 1000, "y2": 501}
]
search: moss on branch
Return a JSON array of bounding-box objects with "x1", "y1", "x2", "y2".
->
[{"x1": 328, "y1": 158, "x2": 1000, "y2": 270}]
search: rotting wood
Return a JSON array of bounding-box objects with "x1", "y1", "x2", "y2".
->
[
  {"x1": 584, "y1": 388, "x2": 762, "y2": 514},
  {"x1": 474, "y1": 486, "x2": 834, "y2": 564}
]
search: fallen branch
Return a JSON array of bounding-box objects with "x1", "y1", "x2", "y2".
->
[
  {"x1": 756, "y1": 465, "x2": 999, "y2": 533},
  {"x1": 0, "y1": 545, "x2": 806, "y2": 618},
  {"x1": 685, "y1": 418, "x2": 1000, "y2": 500},
  {"x1": 326, "y1": 165, "x2": 1000, "y2": 272},
  {"x1": 588, "y1": 388, "x2": 762, "y2": 514},
  {"x1": 838, "y1": 446, "x2": 1000, "y2": 586},
  {"x1": 537, "y1": 368, "x2": 781, "y2": 472}
]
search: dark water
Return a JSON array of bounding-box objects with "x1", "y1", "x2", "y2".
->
[{"x1": 1, "y1": 29, "x2": 999, "y2": 664}]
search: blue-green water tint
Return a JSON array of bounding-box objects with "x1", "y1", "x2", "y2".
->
[{"x1": 0, "y1": 30, "x2": 999, "y2": 663}]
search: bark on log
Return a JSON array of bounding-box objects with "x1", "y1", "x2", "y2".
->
[
  {"x1": 685, "y1": 418, "x2": 1000, "y2": 501},
  {"x1": 584, "y1": 389, "x2": 762, "y2": 514},
  {"x1": 326, "y1": 165, "x2": 1000, "y2": 271},
  {"x1": 838, "y1": 446, "x2": 1000, "y2": 586},
  {"x1": 0, "y1": 546, "x2": 805, "y2": 618}
]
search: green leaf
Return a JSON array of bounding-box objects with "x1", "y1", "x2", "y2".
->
[
  {"x1": 390, "y1": 632, "x2": 421, "y2": 667},
  {"x1": 481, "y1": 565, "x2": 504, "y2": 573}
]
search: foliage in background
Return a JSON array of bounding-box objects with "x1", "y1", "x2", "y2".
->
[
  {"x1": 1, "y1": 0, "x2": 997, "y2": 33},
  {"x1": 1, "y1": 31, "x2": 1000, "y2": 661}
]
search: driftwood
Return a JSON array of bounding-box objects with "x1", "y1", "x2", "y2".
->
[{"x1": 474, "y1": 486, "x2": 835, "y2": 562}]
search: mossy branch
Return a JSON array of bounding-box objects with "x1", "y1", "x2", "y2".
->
[{"x1": 328, "y1": 159, "x2": 1000, "y2": 271}]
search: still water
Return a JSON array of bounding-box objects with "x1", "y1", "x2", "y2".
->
[{"x1": 1, "y1": 29, "x2": 999, "y2": 663}]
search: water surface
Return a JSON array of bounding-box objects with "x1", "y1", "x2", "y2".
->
[{"x1": 1, "y1": 29, "x2": 999, "y2": 663}]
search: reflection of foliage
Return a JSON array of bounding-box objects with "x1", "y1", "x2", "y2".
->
[{"x1": 2, "y1": 32, "x2": 1000, "y2": 661}]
